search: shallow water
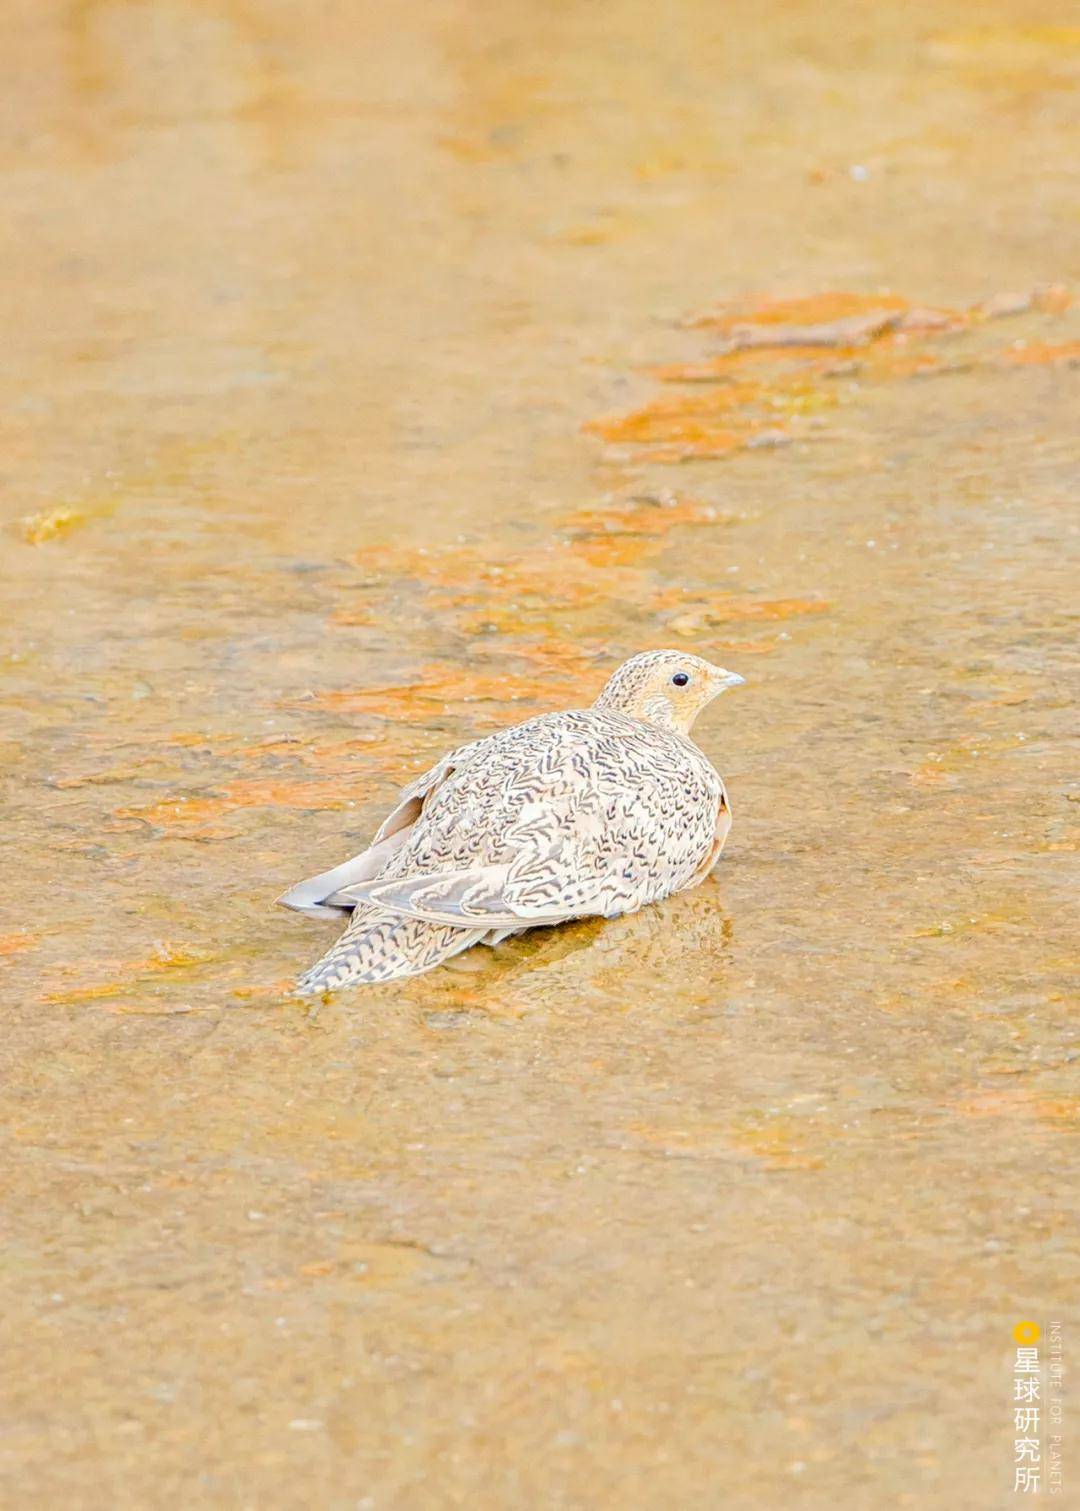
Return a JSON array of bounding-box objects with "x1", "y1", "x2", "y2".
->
[{"x1": 2, "y1": 2, "x2": 1078, "y2": 1506}]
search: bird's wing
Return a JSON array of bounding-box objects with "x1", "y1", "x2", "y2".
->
[
  {"x1": 277, "y1": 735, "x2": 492, "y2": 918},
  {"x1": 340, "y1": 864, "x2": 611, "y2": 928},
  {"x1": 340, "y1": 783, "x2": 688, "y2": 927},
  {"x1": 276, "y1": 831, "x2": 411, "y2": 918},
  {"x1": 370, "y1": 736, "x2": 490, "y2": 844},
  {"x1": 677, "y1": 780, "x2": 732, "y2": 890},
  {"x1": 336, "y1": 865, "x2": 574, "y2": 927}
]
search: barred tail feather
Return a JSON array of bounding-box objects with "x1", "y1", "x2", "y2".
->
[{"x1": 295, "y1": 906, "x2": 486, "y2": 994}]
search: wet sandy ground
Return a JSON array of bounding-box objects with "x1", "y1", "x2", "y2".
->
[{"x1": 2, "y1": 1, "x2": 1078, "y2": 1506}]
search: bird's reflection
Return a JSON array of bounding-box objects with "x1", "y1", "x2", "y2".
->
[{"x1": 390, "y1": 879, "x2": 737, "y2": 1020}]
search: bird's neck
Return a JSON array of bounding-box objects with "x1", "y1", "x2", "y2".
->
[{"x1": 594, "y1": 690, "x2": 693, "y2": 735}]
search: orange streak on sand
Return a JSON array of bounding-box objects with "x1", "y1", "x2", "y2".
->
[
  {"x1": 295, "y1": 665, "x2": 567, "y2": 719},
  {"x1": 953, "y1": 1089, "x2": 1079, "y2": 1125},
  {"x1": 113, "y1": 773, "x2": 374, "y2": 834},
  {"x1": 997, "y1": 340, "x2": 1080, "y2": 366},
  {"x1": 588, "y1": 285, "x2": 1075, "y2": 462},
  {"x1": 0, "y1": 932, "x2": 37, "y2": 958},
  {"x1": 355, "y1": 541, "x2": 646, "y2": 607},
  {"x1": 691, "y1": 291, "x2": 910, "y2": 330},
  {"x1": 561, "y1": 494, "x2": 723, "y2": 537},
  {"x1": 18, "y1": 507, "x2": 93, "y2": 544},
  {"x1": 586, "y1": 384, "x2": 767, "y2": 444},
  {"x1": 650, "y1": 346, "x2": 845, "y2": 382},
  {"x1": 500, "y1": 639, "x2": 608, "y2": 677},
  {"x1": 40, "y1": 944, "x2": 211, "y2": 1004},
  {"x1": 655, "y1": 591, "x2": 831, "y2": 629}
]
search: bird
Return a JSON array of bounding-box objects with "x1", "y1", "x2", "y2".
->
[{"x1": 279, "y1": 649, "x2": 745, "y2": 993}]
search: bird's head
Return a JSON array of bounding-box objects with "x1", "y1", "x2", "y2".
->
[{"x1": 593, "y1": 650, "x2": 745, "y2": 734}]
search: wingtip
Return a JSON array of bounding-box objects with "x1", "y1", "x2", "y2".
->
[{"x1": 276, "y1": 884, "x2": 351, "y2": 920}]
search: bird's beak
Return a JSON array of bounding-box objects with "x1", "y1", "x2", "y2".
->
[{"x1": 716, "y1": 669, "x2": 746, "y2": 689}]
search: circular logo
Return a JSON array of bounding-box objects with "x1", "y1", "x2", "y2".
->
[{"x1": 1013, "y1": 1320, "x2": 1041, "y2": 1346}]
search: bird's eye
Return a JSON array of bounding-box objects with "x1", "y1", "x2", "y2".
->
[{"x1": 671, "y1": 671, "x2": 691, "y2": 687}]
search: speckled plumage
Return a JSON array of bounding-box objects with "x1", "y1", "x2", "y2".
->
[{"x1": 280, "y1": 650, "x2": 744, "y2": 992}]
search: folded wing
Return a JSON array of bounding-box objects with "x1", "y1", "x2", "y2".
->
[
  {"x1": 335, "y1": 859, "x2": 608, "y2": 928},
  {"x1": 276, "y1": 736, "x2": 490, "y2": 918}
]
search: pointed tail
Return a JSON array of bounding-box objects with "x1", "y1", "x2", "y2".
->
[{"x1": 296, "y1": 906, "x2": 486, "y2": 994}]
